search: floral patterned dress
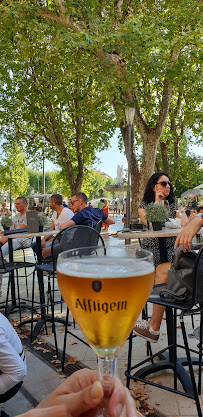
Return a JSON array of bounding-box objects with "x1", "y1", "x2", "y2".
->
[{"x1": 138, "y1": 201, "x2": 176, "y2": 268}]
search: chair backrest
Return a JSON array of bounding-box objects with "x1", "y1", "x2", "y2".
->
[
  {"x1": 61, "y1": 225, "x2": 105, "y2": 251},
  {"x1": 51, "y1": 225, "x2": 105, "y2": 270},
  {"x1": 192, "y1": 245, "x2": 203, "y2": 306},
  {"x1": 93, "y1": 220, "x2": 102, "y2": 233},
  {"x1": 0, "y1": 247, "x2": 7, "y2": 273}
]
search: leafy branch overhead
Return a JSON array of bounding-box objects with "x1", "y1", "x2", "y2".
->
[{"x1": 0, "y1": 0, "x2": 202, "y2": 209}]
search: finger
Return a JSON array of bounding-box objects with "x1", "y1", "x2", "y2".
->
[
  {"x1": 54, "y1": 369, "x2": 99, "y2": 395},
  {"x1": 183, "y1": 240, "x2": 193, "y2": 252},
  {"x1": 63, "y1": 380, "x2": 103, "y2": 416},
  {"x1": 124, "y1": 387, "x2": 138, "y2": 417},
  {"x1": 109, "y1": 379, "x2": 137, "y2": 417},
  {"x1": 18, "y1": 405, "x2": 67, "y2": 417},
  {"x1": 38, "y1": 370, "x2": 99, "y2": 410},
  {"x1": 174, "y1": 235, "x2": 180, "y2": 249}
]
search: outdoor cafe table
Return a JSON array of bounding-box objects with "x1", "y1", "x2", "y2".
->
[
  {"x1": 118, "y1": 226, "x2": 202, "y2": 395},
  {"x1": 5, "y1": 229, "x2": 59, "y2": 336}
]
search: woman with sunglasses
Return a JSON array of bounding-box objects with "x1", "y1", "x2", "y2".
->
[
  {"x1": 138, "y1": 172, "x2": 178, "y2": 268},
  {"x1": 134, "y1": 173, "x2": 186, "y2": 344}
]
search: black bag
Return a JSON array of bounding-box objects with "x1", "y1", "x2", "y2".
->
[{"x1": 160, "y1": 244, "x2": 203, "y2": 303}]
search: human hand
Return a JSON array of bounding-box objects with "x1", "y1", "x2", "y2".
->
[
  {"x1": 189, "y1": 212, "x2": 195, "y2": 221},
  {"x1": 154, "y1": 189, "x2": 165, "y2": 203},
  {"x1": 42, "y1": 246, "x2": 51, "y2": 258},
  {"x1": 17, "y1": 405, "x2": 67, "y2": 417},
  {"x1": 41, "y1": 239, "x2": 46, "y2": 249},
  {"x1": 36, "y1": 369, "x2": 138, "y2": 417},
  {"x1": 174, "y1": 216, "x2": 203, "y2": 252},
  {"x1": 0, "y1": 235, "x2": 8, "y2": 245}
]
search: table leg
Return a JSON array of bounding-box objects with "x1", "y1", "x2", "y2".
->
[
  {"x1": 158, "y1": 236, "x2": 168, "y2": 263},
  {"x1": 8, "y1": 238, "x2": 16, "y2": 306}
]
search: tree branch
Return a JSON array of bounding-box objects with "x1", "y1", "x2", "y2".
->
[
  {"x1": 114, "y1": 0, "x2": 123, "y2": 16},
  {"x1": 155, "y1": 49, "x2": 180, "y2": 138}
]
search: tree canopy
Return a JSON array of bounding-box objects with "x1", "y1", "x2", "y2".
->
[{"x1": 0, "y1": 0, "x2": 202, "y2": 214}]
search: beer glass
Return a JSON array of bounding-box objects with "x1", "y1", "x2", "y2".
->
[{"x1": 57, "y1": 246, "x2": 154, "y2": 416}]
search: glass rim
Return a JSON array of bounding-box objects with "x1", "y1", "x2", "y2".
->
[{"x1": 57, "y1": 245, "x2": 154, "y2": 263}]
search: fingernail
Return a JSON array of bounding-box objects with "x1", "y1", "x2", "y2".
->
[
  {"x1": 91, "y1": 381, "x2": 102, "y2": 400},
  {"x1": 114, "y1": 402, "x2": 123, "y2": 417}
]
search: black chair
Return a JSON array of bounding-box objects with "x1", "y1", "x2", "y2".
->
[
  {"x1": 31, "y1": 225, "x2": 105, "y2": 365},
  {"x1": 125, "y1": 246, "x2": 203, "y2": 417},
  {"x1": 0, "y1": 245, "x2": 36, "y2": 321},
  {"x1": 30, "y1": 228, "x2": 68, "y2": 345},
  {"x1": 58, "y1": 225, "x2": 105, "y2": 369},
  {"x1": 93, "y1": 220, "x2": 103, "y2": 233},
  {"x1": 2, "y1": 228, "x2": 35, "y2": 304}
]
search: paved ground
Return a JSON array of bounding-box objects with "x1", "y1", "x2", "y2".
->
[{"x1": 0, "y1": 214, "x2": 203, "y2": 416}]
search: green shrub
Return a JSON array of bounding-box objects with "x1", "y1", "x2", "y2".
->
[
  {"x1": 38, "y1": 214, "x2": 48, "y2": 226},
  {"x1": 145, "y1": 203, "x2": 168, "y2": 223},
  {"x1": 1, "y1": 216, "x2": 13, "y2": 228}
]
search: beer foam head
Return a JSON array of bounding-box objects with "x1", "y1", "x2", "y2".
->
[{"x1": 57, "y1": 257, "x2": 154, "y2": 278}]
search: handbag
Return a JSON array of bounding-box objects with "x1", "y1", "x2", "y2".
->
[{"x1": 160, "y1": 244, "x2": 203, "y2": 303}]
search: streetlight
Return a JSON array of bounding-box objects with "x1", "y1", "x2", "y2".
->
[
  {"x1": 125, "y1": 107, "x2": 135, "y2": 229},
  {"x1": 9, "y1": 166, "x2": 13, "y2": 212}
]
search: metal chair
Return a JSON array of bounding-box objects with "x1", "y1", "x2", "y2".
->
[
  {"x1": 31, "y1": 225, "x2": 105, "y2": 365},
  {"x1": 93, "y1": 219, "x2": 103, "y2": 233},
  {"x1": 125, "y1": 246, "x2": 203, "y2": 417},
  {"x1": 58, "y1": 225, "x2": 105, "y2": 370},
  {"x1": 0, "y1": 246, "x2": 36, "y2": 321}
]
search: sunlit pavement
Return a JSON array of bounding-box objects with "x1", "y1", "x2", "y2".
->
[{"x1": 1, "y1": 215, "x2": 203, "y2": 416}]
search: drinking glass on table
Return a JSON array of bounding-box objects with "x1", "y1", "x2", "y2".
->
[{"x1": 57, "y1": 246, "x2": 154, "y2": 417}]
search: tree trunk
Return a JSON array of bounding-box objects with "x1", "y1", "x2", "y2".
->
[
  {"x1": 160, "y1": 142, "x2": 170, "y2": 174},
  {"x1": 120, "y1": 123, "x2": 160, "y2": 219}
]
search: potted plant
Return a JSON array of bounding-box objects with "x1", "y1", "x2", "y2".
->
[
  {"x1": 145, "y1": 203, "x2": 168, "y2": 231},
  {"x1": 1, "y1": 216, "x2": 13, "y2": 230},
  {"x1": 38, "y1": 214, "x2": 48, "y2": 232}
]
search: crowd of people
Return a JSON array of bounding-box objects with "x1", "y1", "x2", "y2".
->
[{"x1": 0, "y1": 180, "x2": 202, "y2": 416}]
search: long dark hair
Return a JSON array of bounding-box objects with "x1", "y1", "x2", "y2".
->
[{"x1": 142, "y1": 172, "x2": 174, "y2": 204}]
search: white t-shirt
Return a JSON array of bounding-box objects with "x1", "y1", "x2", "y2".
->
[
  {"x1": 12, "y1": 211, "x2": 32, "y2": 247},
  {"x1": 0, "y1": 313, "x2": 27, "y2": 394},
  {"x1": 51, "y1": 207, "x2": 73, "y2": 230}
]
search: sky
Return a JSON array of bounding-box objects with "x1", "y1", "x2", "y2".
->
[
  {"x1": 45, "y1": 131, "x2": 203, "y2": 179},
  {"x1": 94, "y1": 131, "x2": 203, "y2": 179}
]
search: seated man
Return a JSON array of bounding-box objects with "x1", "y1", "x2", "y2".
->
[
  {"x1": 42, "y1": 192, "x2": 115, "y2": 258},
  {"x1": 133, "y1": 215, "x2": 203, "y2": 343},
  {"x1": 32, "y1": 194, "x2": 73, "y2": 255},
  {"x1": 0, "y1": 197, "x2": 32, "y2": 295},
  {"x1": 0, "y1": 313, "x2": 27, "y2": 402}
]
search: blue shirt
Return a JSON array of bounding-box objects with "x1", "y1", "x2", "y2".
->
[{"x1": 72, "y1": 206, "x2": 108, "y2": 226}]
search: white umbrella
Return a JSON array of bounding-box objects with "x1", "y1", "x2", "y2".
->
[
  {"x1": 181, "y1": 188, "x2": 203, "y2": 198},
  {"x1": 193, "y1": 184, "x2": 203, "y2": 189}
]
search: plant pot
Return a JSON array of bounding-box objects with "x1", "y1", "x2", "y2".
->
[
  {"x1": 39, "y1": 225, "x2": 44, "y2": 232},
  {"x1": 3, "y1": 226, "x2": 10, "y2": 230},
  {"x1": 152, "y1": 221, "x2": 162, "y2": 231}
]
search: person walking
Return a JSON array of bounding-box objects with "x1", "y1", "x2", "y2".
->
[{"x1": 102, "y1": 200, "x2": 109, "y2": 230}]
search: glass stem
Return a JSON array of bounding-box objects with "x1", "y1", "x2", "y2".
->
[{"x1": 96, "y1": 356, "x2": 117, "y2": 417}]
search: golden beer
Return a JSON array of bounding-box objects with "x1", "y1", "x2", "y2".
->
[{"x1": 57, "y1": 257, "x2": 154, "y2": 356}]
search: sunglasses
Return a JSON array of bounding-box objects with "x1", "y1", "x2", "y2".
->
[
  {"x1": 70, "y1": 199, "x2": 79, "y2": 205},
  {"x1": 157, "y1": 181, "x2": 172, "y2": 187}
]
